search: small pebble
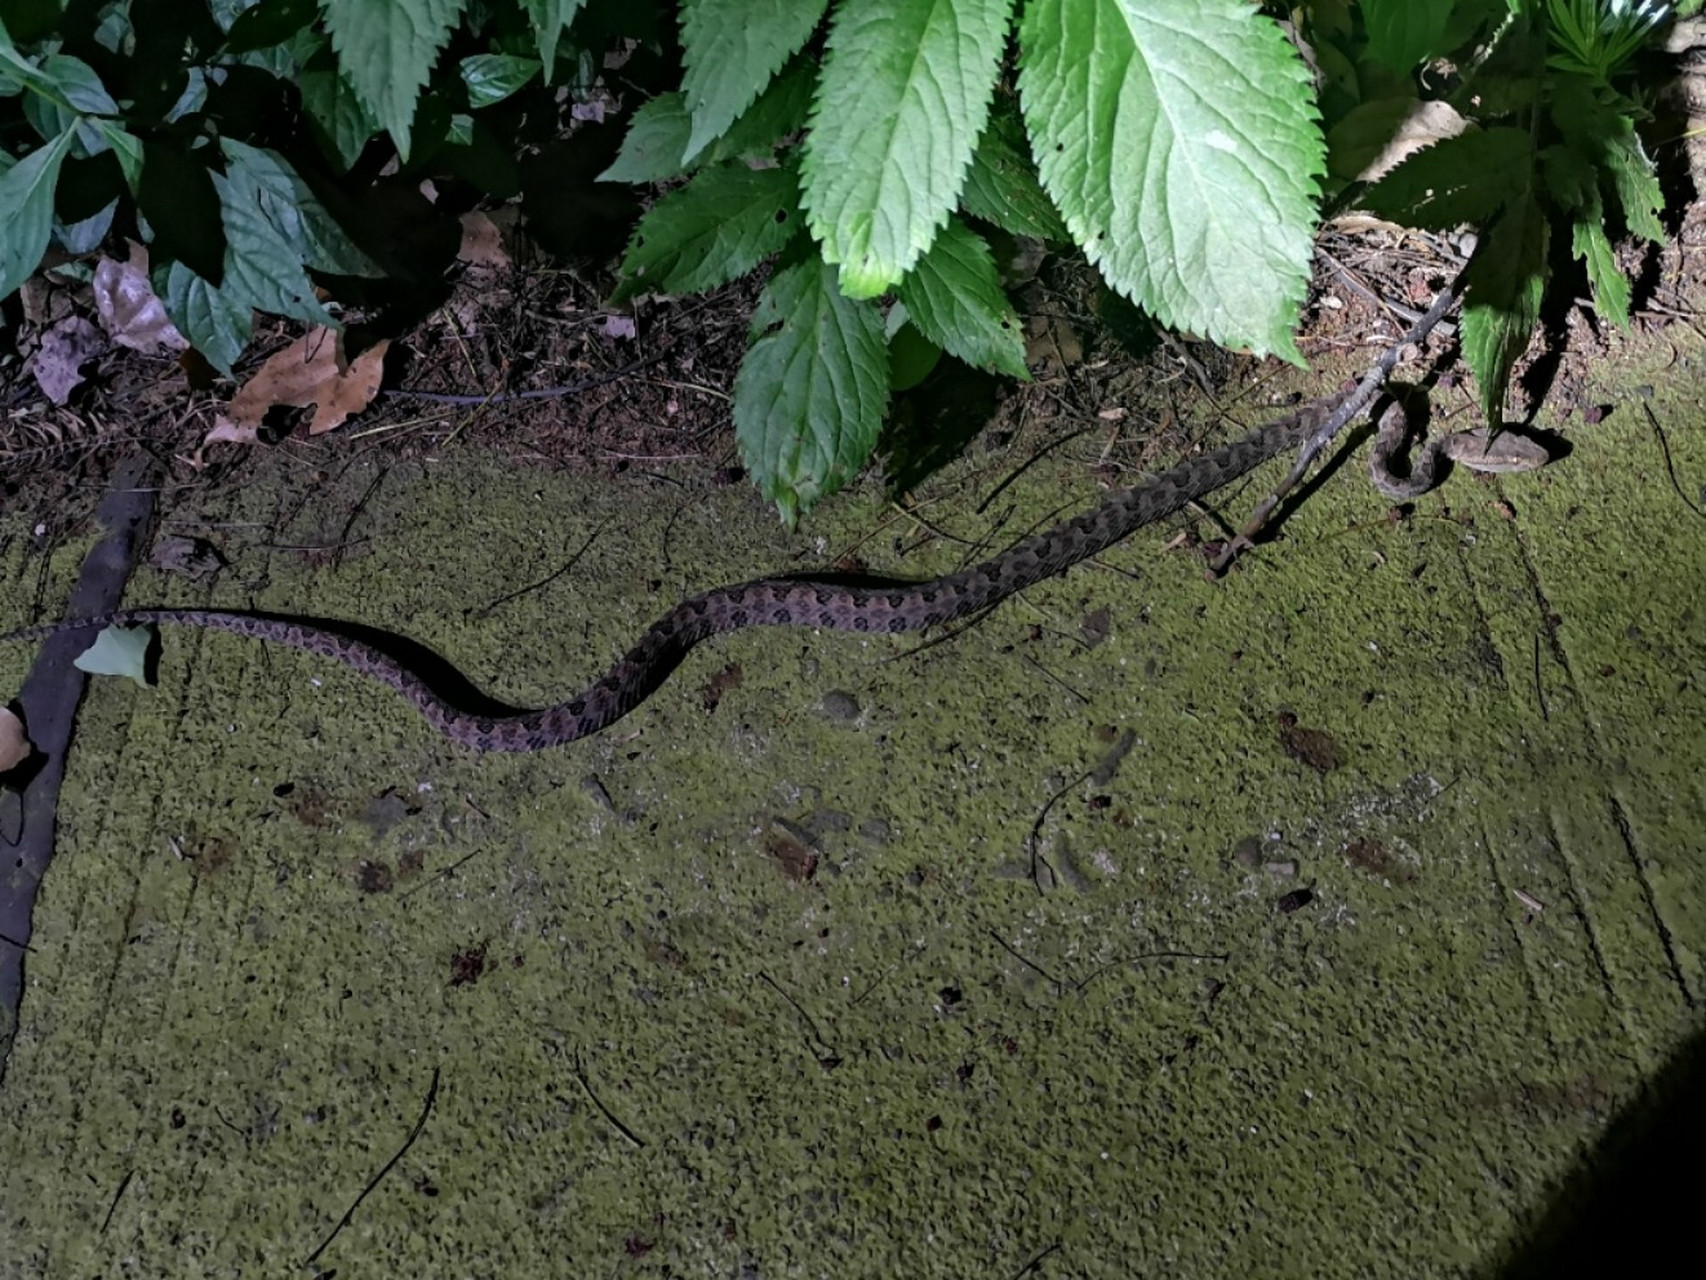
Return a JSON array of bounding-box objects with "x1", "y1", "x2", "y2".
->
[{"x1": 819, "y1": 691, "x2": 860, "y2": 721}]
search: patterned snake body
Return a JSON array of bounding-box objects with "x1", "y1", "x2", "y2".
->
[
  {"x1": 5, "y1": 409, "x2": 1327, "y2": 752},
  {"x1": 5, "y1": 394, "x2": 1545, "y2": 752}
]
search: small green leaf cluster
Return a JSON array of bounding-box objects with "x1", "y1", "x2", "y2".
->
[
  {"x1": 0, "y1": 0, "x2": 591, "y2": 374},
  {"x1": 1316, "y1": 0, "x2": 1679, "y2": 426},
  {"x1": 605, "y1": 0, "x2": 1327, "y2": 523}
]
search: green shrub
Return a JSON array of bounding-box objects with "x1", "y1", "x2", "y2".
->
[{"x1": 0, "y1": 1, "x2": 1685, "y2": 522}]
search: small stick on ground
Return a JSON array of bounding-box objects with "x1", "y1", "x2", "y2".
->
[{"x1": 1207, "y1": 285, "x2": 1459, "y2": 576}]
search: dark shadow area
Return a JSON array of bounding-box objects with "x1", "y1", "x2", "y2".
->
[
  {"x1": 880, "y1": 359, "x2": 1001, "y2": 496},
  {"x1": 1481, "y1": 1020, "x2": 1706, "y2": 1280}
]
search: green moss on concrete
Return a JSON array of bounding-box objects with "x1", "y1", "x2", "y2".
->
[{"x1": 1, "y1": 346, "x2": 1703, "y2": 1276}]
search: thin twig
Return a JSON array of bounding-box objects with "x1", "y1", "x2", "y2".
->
[
  {"x1": 1642, "y1": 402, "x2": 1706, "y2": 518},
  {"x1": 1208, "y1": 285, "x2": 1459, "y2": 574},
  {"x1": 304, "y1": 1066, "x2": 440, "y2": 1267},
  {"x1": 574, "y1": 1052, "x2": 646, "y2": 1148}
]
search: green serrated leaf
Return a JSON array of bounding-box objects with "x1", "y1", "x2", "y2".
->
[
  {"x1": 600, "y1": 93, "x2": 693, "y2": 183},
  {"x1": 1324, "y1": 97, "x2": 1421, "y2": 182},
  {"x1": 961, "y1": 110, "x2": 1068, "y2": 240},
  {"x1": 1451, "y1": 14, "x2": 1546, "y2": 117},
  {"x1": 1460, "y1": 192, "x2": 1549, "y2": 427},
  {"x1": 154, "y1": 258, "x2": 253, "y2": 376},
  {"x1": 1362, "y1": 127, "x2": 1533, "y2": 228},
  {"x1": 802, "y1": 0, "x2": 1013, "y2": 299},
  {"x1": 697, "y1": 56, "x2": 816, "y2": 166},
  {"x1": 519, "y1": 0, "x2": 586, "y2": 79},
  {"x1": 74, "y1": 625, "x2": 153, "y2": 687},
  {"x1": 680, "y1": 0, "x2": 829, "y2": 162},
  {"x1": 300, "y1": 55, "x2": 383, "y2": 172},
  {"x1": 219, "y1": 139, "x2": 381, "y2": 277},
  {"x1": 1019, "y1": 0, "x2": 1322, "y2": 364},
  {"x1": 460, "y1": 53, "x2": 540, "y2": 109},
  {"x1": 896, "y1": 216, "x2": 1026, "y2": 379},
  {"x1": 1549, "y1": 77, "x2": 1664, "y2": 244},
  {"x1": 1573, "y1": 204, "x2": 1630, "y2": 329},
  {"x1": 1539, "y1": 143, "x2": 1597, "y2": 211},
  {"x1": 1361, "y1": 0, "x2": 1452, "y2": 74},
  {"x1": 611, "y1": 161, "x2": 801, "y2": 303},
  {"x1": 322, "y1": 0, "x2": 467, "y2": 161},
  {"x1": 224, "y1": 0, "x2": 319, "y2": 53},
  {"x1": 0, "y1": 129, "x2": 75, "y2": 299},
  {"x1": 735, "y1": 258, "x2": 888, "y2": 523}
]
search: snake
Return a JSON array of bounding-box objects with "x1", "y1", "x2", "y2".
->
[{"x1": 2, "y1": 394, "x2": 1546, "y2": 753}]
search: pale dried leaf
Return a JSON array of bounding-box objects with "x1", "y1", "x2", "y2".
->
[
  {"x1": 93, "y1": 245, "x2": 189, "y2": 352},
  {"x1": 0, "y1": 707, "x2": 32, "y2": 774},
  {"x1": 31, "y1": 316, "x2": 106, "y2": 405},
  {"x1": 226, "y1": 328, "x2": 390, "y2": 437},
  {"x1": 457, "y1": 211, "x2": 510, "y2": 267},
  {"x1": 1357, "y1": 100, "x2": 1469, "y2": 184},
  {"x1": 201, "y1": 415, "x2": 258, "y2": 448}
]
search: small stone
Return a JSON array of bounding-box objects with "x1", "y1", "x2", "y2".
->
[{"x1": 819, "y1": 691, "x2": 861, "y2": 721}]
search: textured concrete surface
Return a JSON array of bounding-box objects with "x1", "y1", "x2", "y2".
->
[{"x1": 1, "y1": 342, "x2": 1702, "y2": 1277}]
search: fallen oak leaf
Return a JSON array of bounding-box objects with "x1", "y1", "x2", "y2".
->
[{"x1": 226, "y1": 328, "x2": 390, "y2": 437}]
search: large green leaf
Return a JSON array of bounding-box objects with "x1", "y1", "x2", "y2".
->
[
  {"x1": 802, "y1": 0, "x2": 1014, "y2": 299},
  {"x1": 219, "y1": 140, "x2": 380, "y2": 276},
  {"x1": 1018, "y1": 0, "x2": 1323, "y2": 363},
  {"x1": 896, "y1": 216, "x2": 1026, "y2": 378},
  {"x1": 0, "y1": 129, "x2": 75, "y2": 299},
  {"x1": 459, "y1": 54, "x2": 540, "y2": 109},
  {"x1": 610, "y1": 161, "x2": 801, "y2": 303},
  {"x1": 1362, "y1": 127, "x2": 1534, "y2": 229},
  {"x1": 1361, "y1": 0, "x2": 1453, "y2": 74},
  {"x1": 680, "y1": 0, "x2": 829, "y2": 162},
  {"x1": 1461, "y1": 192, "x2": 1549, "y2": 428},
  {"x1": 1572, "y1": 203, "x2": 1630, "y2": 330},
  {"x1": 1548, "y1": 77, "x2": 1664, "y2": 244},
  {"x1": 154, "y1": 259, "x2": 253, "y2": 377},
  {"x1": 735, "y1": 258, "x2": 889, "y2": 523},
  {"x1": 299, "y1": 44, "x2": 383, "y2": 172},
  {"x1": 698, "y1": 56, "x2": 816, "y2": 166},
  {"x1": 960, "y1": 110, "x2": 1068, "y2": 240},
  {"x1": 208, "y1": 141, "x2": 377, "y2": 329},
  {"x1": 322, "y1": 0, "x2": 466, "y2": 160},
  {"x1": 18, "y1": 54, "x2": 120, "y2": 156},
  {"x1": 600, "y1": 92, "x2": 694, "y2": 183},
  {"x1": 519, "y1": 0, "x2": 586, "y2": 78}
]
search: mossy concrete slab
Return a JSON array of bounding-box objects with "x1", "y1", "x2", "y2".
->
[{"x1": 1, "y1": 360, "x2": 1702, "y2": 1276}]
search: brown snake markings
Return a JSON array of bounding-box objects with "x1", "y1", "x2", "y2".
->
[{"x1": 6, "y1": 398, "x2": 1495, "y2": 753}]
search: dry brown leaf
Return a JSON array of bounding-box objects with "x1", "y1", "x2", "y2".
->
[
  {"x1": 226, "y1": 328, "x2": 390, "y2": 436},
  {"x1": 0, "y1": 707, "x2": 33, "y2": 774},
  {"x1": 188, "y1": 416, "x2": 259, "y2": 472},
  {"x1": 457, "y1": 211, "x2": 510, "y2": 268},
  {"x1": 1356, "y1": 100, "x2": 1469, "y2": 184},
  {"x1": 93, "y1": 243, "x2": 189, "y2": 353},
  {"x1": 31, "y1": 316, "x2": 106, "y2": 405}
]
